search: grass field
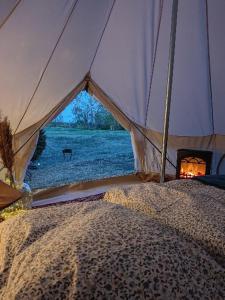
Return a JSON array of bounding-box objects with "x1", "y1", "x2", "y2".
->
[{"x1": 25, "y1": 127, "x2": 134, "y2": 190}]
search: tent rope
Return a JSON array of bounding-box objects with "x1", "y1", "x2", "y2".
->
[
  {"x1": 129, "y1": 120, "x2": 176, "y2": 169},
  {"x1": 0, "y1": 0, "x2": 22, "y2": 31},
  {"x1": 89, "y1": 0, "x2": 116, "y2": 72},
  {"x1": 13, "y1": 78, "x2": 87, "y2": 158},
  {"x1": 0, "y1": 78, "x2": 87, "y2": 174},
  {"x1": 13, "y1": 0, "x2": 80, "y2": 135},
  {"x1": 145, "y1": 0, "x2": 164, "y2": 126},
  {"x1": 88, "y1": 0, "x2": 175, "y2": 170},
  {"x1": 89, "y1": 79, "x2": 176, "y2": 169}
]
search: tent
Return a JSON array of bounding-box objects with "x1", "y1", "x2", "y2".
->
[{"x1": 0, "y1": 0, "x2": 225, "y2": 185}]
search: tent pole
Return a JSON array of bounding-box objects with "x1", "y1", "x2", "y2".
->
[{"x1": 160, "y1": 0, "x2": 178, "y2": 183}]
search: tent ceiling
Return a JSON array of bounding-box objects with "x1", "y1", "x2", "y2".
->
[{"x1": 0, "y1": 0, "x2": 225, "y2": 137}]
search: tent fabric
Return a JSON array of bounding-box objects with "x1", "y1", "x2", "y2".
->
[
  {"x1": 0, "y1": 0, "x2": 225, "y2": 183},
  {"x1": 13, "y1": 77, "x2": 87, "y2": 183},
  {"x1": 0, "y1": 0, "x2": 20, "y2": 29},
  {"x1": 0, "y1": 181, "x2": 22, "y2": 210},
  {"x1": 88, "y1": 79, "x2": 151, "y2": 173},
  {"x1": 143, "y1": 129, "x2": 225, "y2": 175}
]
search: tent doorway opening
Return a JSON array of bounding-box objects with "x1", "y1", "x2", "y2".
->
[{"x1": 25, "y1": 91, "x2": 134, "y2": 190}]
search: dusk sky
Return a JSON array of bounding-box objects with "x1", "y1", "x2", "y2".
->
[{"x1": 61, "y1": 102, "x2": 74, "y2": 122}]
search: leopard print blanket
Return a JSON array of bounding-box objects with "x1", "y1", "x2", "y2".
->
[
  {"x1": 0, "y1": 181, "x2": 225, "y2": 299},
  {"x1": 104, "y1": 179, "x2": 225, "y2": 266}
]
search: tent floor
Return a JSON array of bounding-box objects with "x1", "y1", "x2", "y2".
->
[{"x1": 32, "y1": 174, "x2": 142, "y2": 208}]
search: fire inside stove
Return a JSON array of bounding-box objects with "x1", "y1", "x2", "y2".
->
[
  {"x1": 180, "y1": 157, "x2": 206, "y2": 178},
  {"x1": 176, "y1": 149, "x2": 212, "y2": 179}
]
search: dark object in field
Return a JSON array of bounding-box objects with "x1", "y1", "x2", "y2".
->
[{"x1": 62, "y1": 148, "x2": 72, "y2": 160}]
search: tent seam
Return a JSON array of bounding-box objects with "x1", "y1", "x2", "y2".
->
[
  {"x1": 0, "y1": 77, "x2": 87, "y2": 174},
  {"x1": 13, "y1": 77, "x2": 87, "y2": 157},
  {"x1": 14, "y1": 0, "x2": 80, "y2": 135},
  {"x1": 144, "y1": 0, "x2": 164, "y2": 127},
  {"x1": 89, "y1": 78, "x2": 176, "y2": 169},
  {"x1": 205, "y1": 0, "x2": 215, "y2": 135},
  {"x1": 89, "y1": 0, "x2": 116, "y2": 73},
  {"x1": 0, "y1": 0, "x2": 22, "y2": 30}
]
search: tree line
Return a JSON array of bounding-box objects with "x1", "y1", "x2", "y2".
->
[{"x1": 51, "y1": 91, "x2": 124, "y2": 130}]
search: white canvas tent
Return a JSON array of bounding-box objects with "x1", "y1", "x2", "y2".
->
[{"x1": 0, "y1": 0, "x2": 225, "y2": 185}]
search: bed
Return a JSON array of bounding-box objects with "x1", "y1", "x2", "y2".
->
[{"x1": 0, "y1": 180, "x2": 224, "y2": 299}]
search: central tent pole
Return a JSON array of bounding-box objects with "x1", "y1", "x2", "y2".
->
[{"x1": 160, "y1": 0, "x2": 179, "y2": 183}]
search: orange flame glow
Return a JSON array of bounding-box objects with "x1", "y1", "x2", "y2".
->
[{"x1": 179, "y1": 157, "x2": 206, "y2": 179}]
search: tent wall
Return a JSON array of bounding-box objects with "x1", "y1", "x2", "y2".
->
[
  {"x1": 0, "y1": 0, "x2": 115, "y2": 133},
  {"x1": 0, "y1": 79, "x2": 87, "y2": 184},
  {"x1": 1, "y1": 0, "x2": 225, "y2": 184},
  {"x1": 89, "y1": 80, "x2": 148, "y2": 173},
  {"x1": 2, "y1": 75, "x2": 225, "y2": 184},
  {"x1": 0, "y1": 0, "x2": 20, "y2": 28},
  {"x1": 90, "y1": 0, "x2": 225, "y2": 137},
  {"x1": 143, "y1": 129, "x2": 225, "y2": 176},
  {"x1": 1, "y1": 77, "x2": 157, "y2": 184}
]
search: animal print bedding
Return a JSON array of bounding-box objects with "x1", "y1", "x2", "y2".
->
[
  {"x1": 104, "y1": 179, "x2": 225, "y2": 265},
  {"x1": 0, "y1": 181, "x2": 224, "y2": 299}
]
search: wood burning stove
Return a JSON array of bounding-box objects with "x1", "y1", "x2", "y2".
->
[{"x1": 176, "y1": 149, "x2": 212, "y2": 179}]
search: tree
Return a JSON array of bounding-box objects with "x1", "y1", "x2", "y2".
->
[
  {"x1": 51, "y1": 114, "x2": 64, "y2": 127},
  {"x1": 72, "y1": 91, "x2": 124, "y2": 130},
  {"x1": 72, "y1": 91, "x2": 102, "y2": 129},
  {"x1": 95, "y1": 109, "x2": 124, "y2": 130},
  {"x1": 31, "y1": 129, "x2": 46, "y2": 162},
  {"x1": 53, "y1": 114, "x2": 63, "y2": 122}
]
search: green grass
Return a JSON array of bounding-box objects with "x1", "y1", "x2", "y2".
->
[{"x1": 25, "y1": 127, "x2": 134, "y2": 189}]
